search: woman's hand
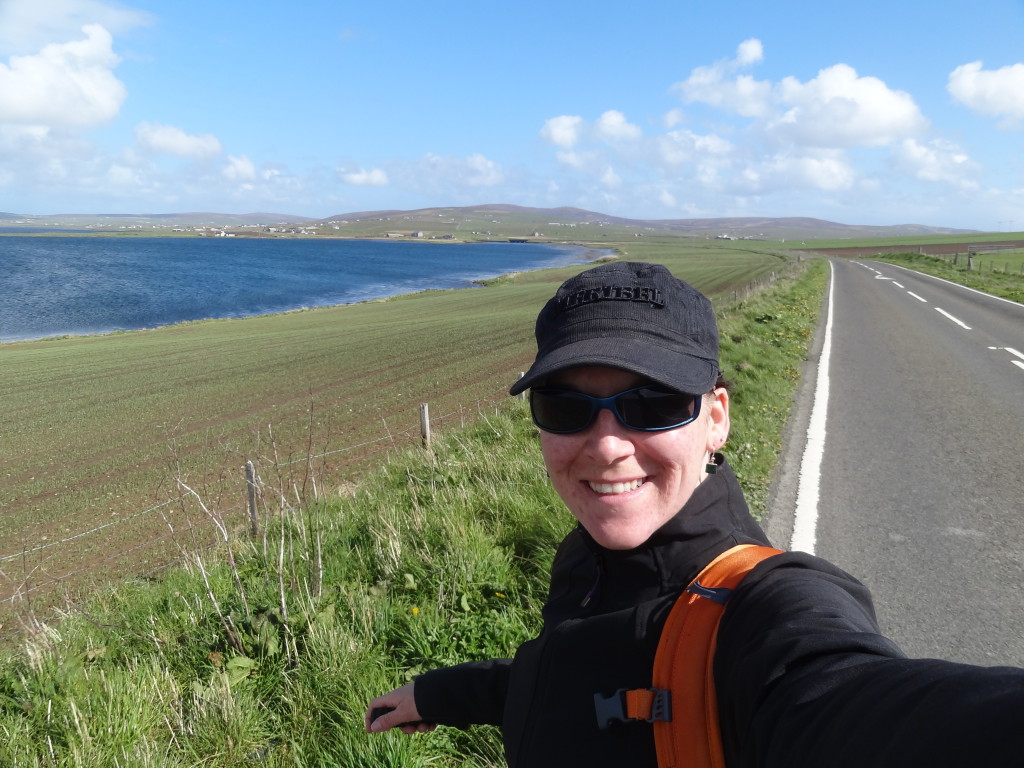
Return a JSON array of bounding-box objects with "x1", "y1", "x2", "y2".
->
[{"x1": 365, "y1": 682, "x2": 437, "y2": 734}]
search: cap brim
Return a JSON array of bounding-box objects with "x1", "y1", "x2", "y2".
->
[{"x1": 509, "y1": 336, "x2": 718, "y2": 396}]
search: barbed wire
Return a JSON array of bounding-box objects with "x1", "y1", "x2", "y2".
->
[
  {"x1": 0, "y1": 384, "x2": 514, "y2": 580},
  {"x1": 0, "y1": 497, "x2": 182, "y2": 565},
  {"x1": 0, "y1": 504, "x2": 238, "y2": 606}
]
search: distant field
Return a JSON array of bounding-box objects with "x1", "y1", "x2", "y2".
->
[
  {"x1": 791, "y1": 231, "x2": 1024, "y2": 250},
  {"x1": 0, "y1": 237, "x2": 792, "y2": 620}
]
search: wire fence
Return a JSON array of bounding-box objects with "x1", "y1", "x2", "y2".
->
[{"x1": 0, "y1": 383, "x2": 515, "y2": 622}]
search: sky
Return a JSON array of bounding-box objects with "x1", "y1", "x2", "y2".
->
[{"x1": 2, "y1": 0, "x2": 1024, "y2": 230}]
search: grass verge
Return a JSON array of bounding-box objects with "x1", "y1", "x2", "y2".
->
[{"x1": 867, "y1": 252, "x2": 1024, "y2": 304}]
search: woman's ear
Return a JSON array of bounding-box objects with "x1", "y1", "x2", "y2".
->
[{"x1": 705, "y1": 387, "x2": 731, "y2": 452}]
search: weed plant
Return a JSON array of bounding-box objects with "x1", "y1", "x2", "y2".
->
[{"x1": 0, "y1": 260, "x2": 827, "y2": 767}]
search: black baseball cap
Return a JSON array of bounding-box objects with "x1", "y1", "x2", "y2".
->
[{"x1": 509, "y1": 261, "x2": 720, "y2": 396}]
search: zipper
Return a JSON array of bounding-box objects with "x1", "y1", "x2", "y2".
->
[
  {"x1": 581, "y1": 552, "x2": 605, "y2": 608},
  {"x1": 513, "y1": 552, "x2": 606, "y2": 764}
]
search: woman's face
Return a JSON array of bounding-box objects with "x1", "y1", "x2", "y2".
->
[{"x1": 539, "y1": 366, "x2": 730, "y2": 550}]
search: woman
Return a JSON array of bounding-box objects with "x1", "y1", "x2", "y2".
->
[{"x1": 367, "y1": 261, "x2": 1024, "y2": 767}]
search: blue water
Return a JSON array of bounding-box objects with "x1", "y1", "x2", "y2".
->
[{"x1": 0, "y1": 237, "x2": 602, "y2": 343}]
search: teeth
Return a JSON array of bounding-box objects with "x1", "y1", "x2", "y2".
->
[{"x1": 588, "y1": 479, "x2": 644, "y2": 494}]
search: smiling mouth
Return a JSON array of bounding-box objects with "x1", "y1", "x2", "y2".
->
[{"x1": 588, "y1": 478, "x2": 645, "y2": 495}]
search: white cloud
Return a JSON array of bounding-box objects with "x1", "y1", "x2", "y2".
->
[
  {"x1": 663, "y1": 108, "x2": 685, "y2": 129},
  {"x1": 948, "y1": 61, "x2": 1024, "y2": 125},
  {"x1": 674, "y1": 41, "x2": 926, "y2": 149},
  {"x1": 770, "y1": 64, "x2": 927, "y2": 148},
  {"x1": 135, "y1": 122, "x2": 222, "y2": 158},
  {"x1": 555, "y1": 149, "x2": 589, "y2": 169},
  {"x1": 540, "y1": 115, "x2": 584, "y2": 148},
  {"x1": 420, "y1": 152, "x2": 504, "y2": 187},
  {"x1": 340, "y1": 167, "x2": 389, "y2": 186},
  {"x1": 736, "y1": 38, "x2": 764, "y2": 66},
  {"x1": 594, "y1": 110, "x2": 642, "y2": 142},
  {"x1": 534, "y1": 40, "x2": 996, "y2": 224},
  {"x1": 761, "y1": 151, "x2": 856, "y2": 191},
  {"x1": 893, "y1": 138, "x2": 980, "y2": 189},
  {"x1": 0, "y1": 24, "x2": 125, "y2": 127},
  {"x1": 223, "y1": 155, "x2": 257, "y2": 182},
  {"x1": 657, "y1": 129, "x2": 734, "y2": 166},
  {"x1": 673, "y1": 39, "x2": 773, "y2": 118},
  {"x1": 106, "y1": 163, "x2": 143, "y2": 188},
  {"x1": 0, "y1": 0, "x2": 152, "y2": 56},
  {"x1": 601, "y1": 167, "x2": 622, "y2": 188}
]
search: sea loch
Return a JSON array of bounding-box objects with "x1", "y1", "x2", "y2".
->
[{"x1": 0, "y1": 237, "x2": 600, "y2": 343}]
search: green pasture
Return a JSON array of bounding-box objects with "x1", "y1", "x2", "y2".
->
[
  {"x1": 0, "y1": 259, "x2": 829, "y2": 767},
  {"x1": 0, "y1": 237, "x2": 799, "y2": 620}
]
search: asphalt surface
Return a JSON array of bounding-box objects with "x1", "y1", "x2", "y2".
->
[{"x1": 766, "y1": 258, "x2": 1024, "y2": 667}]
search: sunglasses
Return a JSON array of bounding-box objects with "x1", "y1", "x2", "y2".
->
[{"x1": 529, "y1": 385, "x2": 702, "y2": 434}]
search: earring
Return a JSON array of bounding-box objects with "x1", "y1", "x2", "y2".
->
[{"x1": 705, "y1": 450, "x2": 718, "y2": 475}]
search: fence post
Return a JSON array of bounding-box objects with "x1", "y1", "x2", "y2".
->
[
  {"x1": 420, "y1": 403, "x2": 431, "y2": 450},
  {"x1": 245, "y1": 460, "x2": 259, "y2": 537},
  {"x1": 518, "y1": 372, "x2": 527, "y2": 400}
]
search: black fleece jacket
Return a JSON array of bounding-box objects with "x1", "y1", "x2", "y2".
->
[{"x1": 414, "y1": 459, "x2": 1024, "y2": 767}]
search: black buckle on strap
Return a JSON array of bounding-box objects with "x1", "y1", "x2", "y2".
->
[{"x1": 594, "y1": 688, "x2": 671, "y2": 729}]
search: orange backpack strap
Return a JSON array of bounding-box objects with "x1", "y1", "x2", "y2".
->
[{"x1": 593, "y1": 544, "x2": 782, "y2": 768}]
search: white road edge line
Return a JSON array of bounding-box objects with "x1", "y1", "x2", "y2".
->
[
  {"x1": 884, "y1": 262, "x2": 1024, "y2": 308},
  {"x1": 790, "y1": 262, "x2": 834, "y2": 555},
  {"x1": 935, "y1": 307, "x2": 972, "y2": 329},
  {"x1": 1005, "y1": 347, "x2": 1024, "y2": 361},
  {"x1": 1013, "y1": 361, "x2": 1024, "y2": 372}
]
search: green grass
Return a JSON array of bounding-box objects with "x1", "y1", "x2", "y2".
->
[
  {"x1": 0, "y1": 236, "x2": 797, "y2": 620},
  {"x1": 0, "y1": 259, "x2": 828, "y2": 766}
]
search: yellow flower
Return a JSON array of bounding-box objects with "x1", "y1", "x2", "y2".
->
[
  {"x1": 410, "y1": 606, "x2": 419, "y2": 615},
  {"x1": 495, "y1": 592, "x2": 506, "y2": 599}
]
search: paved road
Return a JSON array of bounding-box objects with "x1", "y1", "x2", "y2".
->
[{"x1": 766, "y1": 258, "x2": 1024, "y2": 667}]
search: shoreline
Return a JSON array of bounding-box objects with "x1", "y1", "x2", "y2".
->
[{"x1": 1, "y1": 241, "x2": 615, "y2": 346}]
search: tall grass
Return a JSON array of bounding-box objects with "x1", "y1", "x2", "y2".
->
[{"x1": 0, "y1": 260, "x2": 828, "y2": 767}]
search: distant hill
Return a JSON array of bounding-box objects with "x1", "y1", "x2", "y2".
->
[
  {"x1": 1, "y1": 205, "x2": 979, "y2": 239},
  {"x1": 0, "y1": 211, "x2": 316, "y2": 228},
  {"x1": 319, "y1": 204, "x2": 978, "y2": 239}
]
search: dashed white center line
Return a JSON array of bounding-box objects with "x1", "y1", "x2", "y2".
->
[
  {"x1": 990, "y1": 347, "x2": 1024, "y2": 371},
  {"x1": 907, "y1": 292, "x2": 927, "y2": 302},
  {"x1": 935, "y1": 308, "x2": 971, "y2": 329}
]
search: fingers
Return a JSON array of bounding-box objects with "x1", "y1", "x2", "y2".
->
[
  {"x1": 366, "y1": 682, "x2": 434, "y2": 734},
  {"x1": 398, "y1": 721, "x2": 438, "y2": 734}
]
